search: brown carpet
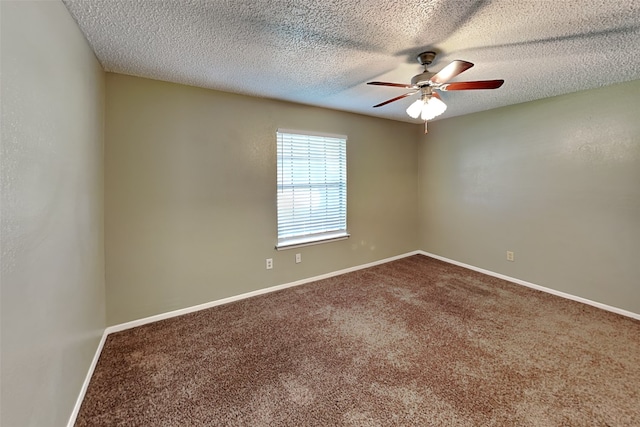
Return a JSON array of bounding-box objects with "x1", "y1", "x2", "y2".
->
[{"x1": 76, "y1": 255, "x2": 640, "y2": 426}]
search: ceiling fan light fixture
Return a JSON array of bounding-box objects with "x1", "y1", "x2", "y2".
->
[
  {"x1": 406, "y1": 95, "x2": 447, "y2": 121},
  {"x1": 406, "y1": 99, "x2": 424, "y2": 119},
  {"x1": 420, "y1": 96, "x2": 447, "y2": 121}
]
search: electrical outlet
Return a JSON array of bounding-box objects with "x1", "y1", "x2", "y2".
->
[
  {"x1": 295, "y1": 253, "x2": 302, "y2": 264},
  {"x1": 506, "y1": 251, "x2": 515, "y2": 262},
  {"x1": 266, "y1": 258, "x2": 273, "y2": 269}
]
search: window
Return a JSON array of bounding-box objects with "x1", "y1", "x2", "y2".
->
[{"x1": 276, "y1": 129, "x2": 348, "y2": 249}]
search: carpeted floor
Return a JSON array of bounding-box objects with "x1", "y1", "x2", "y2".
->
[{"x1": 76, "y1": 255, "x2": 640, "y2": 426}]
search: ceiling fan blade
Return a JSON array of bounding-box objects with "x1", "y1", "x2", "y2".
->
[
  {"x1": 429, "y1": 60, "x2": 474, "y2": 85},
  {"x1": 367, "y1": 81, "x2": 415, "y2": 88},
  {"x1": 440, "y1": 80, "x2": 505, "y2": 91},
  {"x1": 373, "y1": 91, "x2": 418, "y2": 108}
]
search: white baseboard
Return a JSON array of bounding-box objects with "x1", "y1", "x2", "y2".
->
[
  {"x1": 67, "y1": 329, "x2": 108, "y2": 427},
  {"x1": 106, "y1": 250, "x2": 423, "y2": 334},
  {"x1": 418, "y1": 250, "x2": 640, "y2": 321}
]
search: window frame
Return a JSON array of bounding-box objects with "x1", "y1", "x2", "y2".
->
[{"x1": 275, "y1": 129, "x2": 349, "y2": 250}]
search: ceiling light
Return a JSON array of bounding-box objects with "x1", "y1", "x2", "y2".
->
[
  {"x1": 420, "y1": 96, "x2": 447, "y2": 120},
  {"x1": 405, "y1": 95, "x2": 447, "y2": 121},
  {"x1": 406, "y1": 99, "x2": 423, "y2": 119}
]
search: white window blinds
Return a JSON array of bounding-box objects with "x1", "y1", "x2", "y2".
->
[{"x1": 276, "y1": 129, "x2": 348, "y2": 249}]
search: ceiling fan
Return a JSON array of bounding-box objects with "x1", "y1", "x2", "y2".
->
[{"x1": 368, "y1": 51, "x2": 504, "y2": 133}]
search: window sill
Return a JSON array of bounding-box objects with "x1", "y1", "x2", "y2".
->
[{"x1": 275, "y1": 233, "x2": 350, "y2": 251}]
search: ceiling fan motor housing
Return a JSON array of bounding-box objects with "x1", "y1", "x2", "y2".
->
[
  {"x1": 411, "y1": 71, "x2": 436, "y2": 86},
  {"x1": 412, "y1": 51, "x2": 437, "y2": 86}
]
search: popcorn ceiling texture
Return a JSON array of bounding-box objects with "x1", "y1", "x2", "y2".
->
[{"x1": 62, "y1": 0, "x2": 640, "y2": 123}]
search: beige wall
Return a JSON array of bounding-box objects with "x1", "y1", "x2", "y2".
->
[
  {"x1": 105, "y1": 74, "x2": 419, "y2": 325},
  {"x1": 0, "y1": 1, "x2": 106, "y2": 426},
  {"x1": 418, "y1": 80, "x2": 640, "y2": 314}
]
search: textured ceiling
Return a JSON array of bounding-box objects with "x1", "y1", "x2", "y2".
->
[{"x1": 62, "y1": 0, "x2": 640, "y2": 124}]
